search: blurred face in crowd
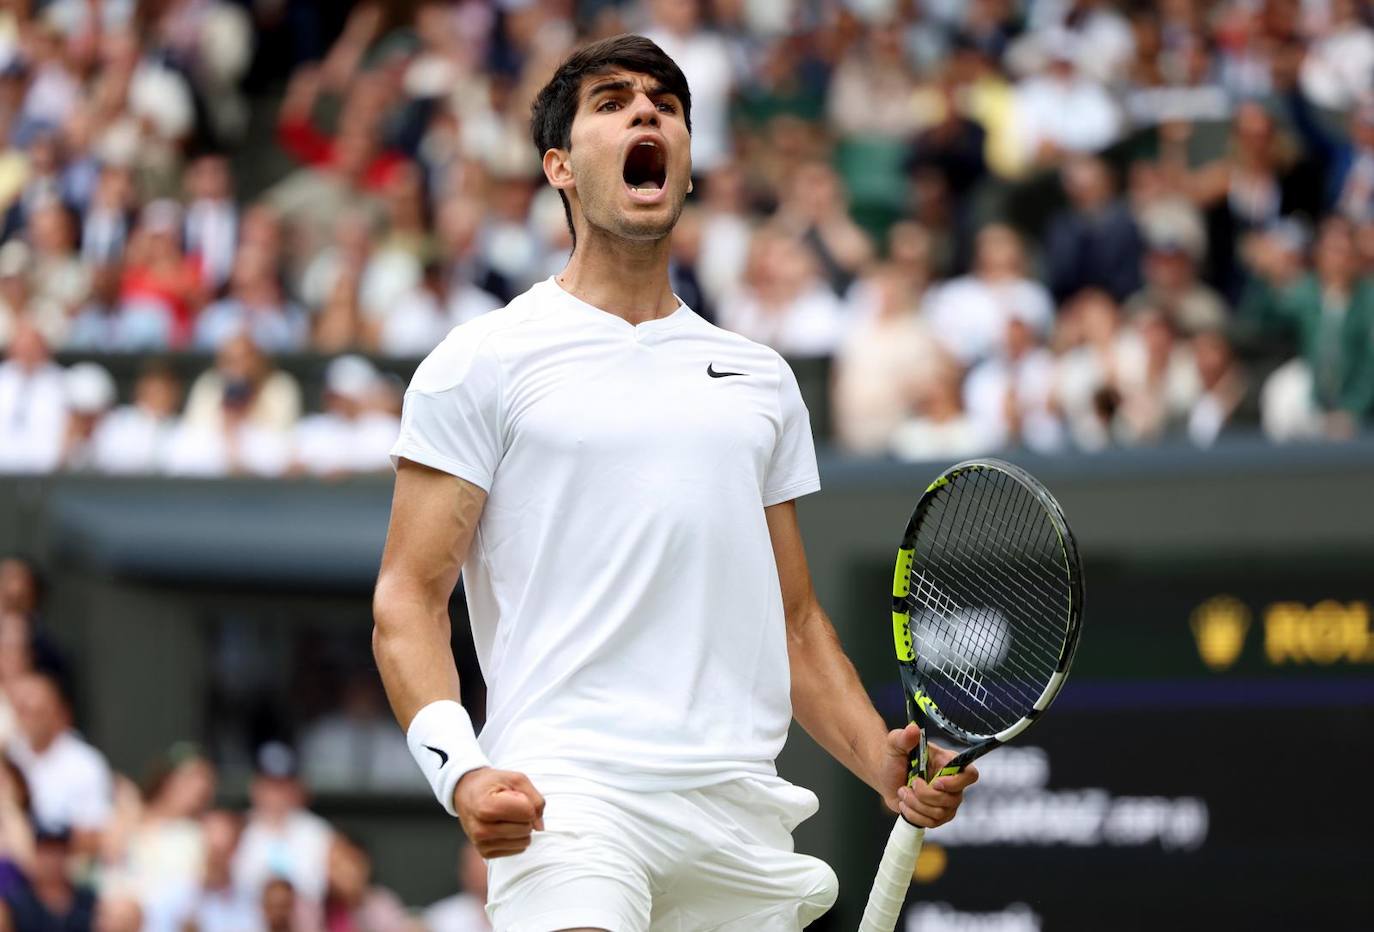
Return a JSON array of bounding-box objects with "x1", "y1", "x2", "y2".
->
[
  {"x1": 1077, "y1": 291, "x2": 1121, "y2": 347},
  {"x1": 29, "y1": 202, "x2": 75, "y2": 255},
  {"x1": 974, "y1": 225, "x2": 1024, "y2": 280},
  {"x1": 1232, "y1": 103, "x2": 1275, "y2": 163},
  {"x1": 202, "y1": 810, "x2": 242, "y2": 881},
  {"x1": 250, "y1": 773, "x2": 303, "y2": 821},
  {"x1": 6, "y1": 322, "x2": 50, "y2": 373},
  {"x1": 187, "y1": 155, "x2": 232, "y2": 202},
  {"x1": 1146, "y1": 247, "x2": 1196, "y2": 291},
  {"x1": 1315, "y1": 222, "x2": 1357, "y2": 288},
  {"x1": 158, "y1": 755, "x2": 217, "y2": 819},
  {"x1": 216, "y1": 334, "x2": 266, "y2": 386},
  {"x1": 0, "y1": 558, "x2": 39, "y2": 615},
  {"x1": 93, "y1": 166, "x2": 134, "y2": 211},
  {"x1": 1063, "y1": 157, "x2": 1112, "y2": 212},
  {"x1": 549, "y1": 68, "x2": 692, "y2": 246},
  {"x1": 652, "y1": 0, "x2": 699, "y2": 35},
  {"x1": 134, "y1": 369, "x2": 183, "y2": 419},
  {"x1": 1193, "y1": 330, "x2": 1233, "y2": 390},
  {"x1": 94, "y1": 896, "x2": 142, "y2": 932},
  {"x1": 11, "y1": 673, "x2": 69, "y2": 753},
  {"x1": 261, "y1": 879, "x2": 296, "y2": 932}
]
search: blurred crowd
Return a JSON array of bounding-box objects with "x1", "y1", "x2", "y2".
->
[
  {"x1": 0, "y1": 554, "x2": 492, "y2": 931},
  {"x1": 0, "y1": 0, "x2": 1372, "y2": 474}
]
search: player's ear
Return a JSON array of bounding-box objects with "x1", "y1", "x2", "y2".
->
[
  {"x1": 687, "y1": 178, "x2": 694, "y2": 194},
  {"x1": 543, "y1": 148, "x2": 574, "y2": 192}
]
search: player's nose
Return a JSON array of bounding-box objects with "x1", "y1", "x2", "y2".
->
[{"x1": 627, "y1": 93, "x2": 659, "y2": 127}]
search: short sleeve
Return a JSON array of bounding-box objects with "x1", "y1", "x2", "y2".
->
[
  {"x1": 762, "y1": 356, "x2": 821, "y2": 506},
  {"x1": 389, "y1": 332, "x2": 504, "y2": 491}
]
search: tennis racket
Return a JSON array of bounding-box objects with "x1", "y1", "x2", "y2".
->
[{"x1": 857, "y1": 458, "x2": 1084, "y2": 932}]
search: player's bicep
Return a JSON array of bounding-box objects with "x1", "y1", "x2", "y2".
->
[
  {"x1": 376, "y1": 458, "x2": 487, "y2": 611},
  {"x1": 765, "y1": 499, "x2": 821, "y2": 630}
]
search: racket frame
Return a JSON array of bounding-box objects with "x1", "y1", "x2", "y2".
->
[{"x1": 891, "y1": 458, "x2": 1084, "y2": 785}]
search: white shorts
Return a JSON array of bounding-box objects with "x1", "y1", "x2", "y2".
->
[{"x1": 485, "y1": 773, "x2": 839, "y2": 932}]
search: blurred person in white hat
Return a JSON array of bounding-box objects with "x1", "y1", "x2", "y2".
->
[
  {"x1": 291, "y1": 355, "x2": 399, "y2": 477},
  {"x1": 56, "y1": 360, "x2": 115, "y2": 470},
  {"x1": 0, "y1": 319, "x2": 67, "y2": 474},
  {"x1": 231, "y1": 742, "x2": 333, "y2": 910},
  {"x1": 88, "y1": 360, "x2": 183, "y2": 474}
]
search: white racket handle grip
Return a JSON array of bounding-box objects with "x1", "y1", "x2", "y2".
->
[{"x1": 857, "y1": 816, "x2": 925, "y2": 932}]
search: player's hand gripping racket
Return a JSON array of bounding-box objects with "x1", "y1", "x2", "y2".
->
[{"x1": 858, "y1": 458, "x2": 1084, "y2": 932}]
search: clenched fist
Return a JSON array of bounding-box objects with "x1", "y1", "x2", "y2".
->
[{"x1": 453, "y1": 768, "x2": 546, "y2": 858}]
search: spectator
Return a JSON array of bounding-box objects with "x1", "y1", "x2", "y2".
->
[
  {"x1": 194, "y1": 244, "x2": 307, "y2": 353},
  {"x1": 833, "y1": 233, "x2": 944, "y2": 453},
  {"x1": 890, "y1": 355, "x2": 996, "y2": 461},
  {"x1": 117, "y1": 199, "x2": 205, "y2": 349},
  {"x1": 1, "y1": 827, "x2": 96, "y2": 932},
  {"x1": 770, "y1": 161, "x2": 874, "y2": 295},
  {"x1": 1114, "y1": 308, "x2": 1200, "y2": 445},
  {"x1": 926, "y1": 223, "x2": 1054, "y2": 364},
  {"x1": 188, "y1": 811, "x2": 259, "y2": 932},
  {"x1": 1126, "y1": 208, "x2": 1228, "y2": 335},
  {"x1": 78, "y1": 166, "x2": 134, "y2": 266},
  {"x1": 232, "y1": 743, "x2": 333, "y2": 907},
  {"x1": 424, "y1": 844, "x2": 489, "y2": 932},
  {"x1": 182, "y1": 333, "x2": 302, "y2": 435},
  {"x1": 57, "y1": 362, "x2": 116, "y2": 471},
  {"x1": 827, "y1": 22, "x2": 924, "y2": 142},
  {"x1": 694, "y1": 163, "x2": 753, "y2": 310},
  {"x1": 964, "y1": 311, "x2": 1065, "y2": 453},
  {"x1": 111, "y1": 744, "x2": 217, "y2": 932},
  {"x1": 643, "y1": 0, "x2": 735, "y2": 176},
  {"x1": 168, "y1": 334, "x2": 300, "y2": 476},
  {"x1": 1055, "y1": 288, "x2": 1133, "y2": 451},
  {"x1": 718, "y1": 229, "x2": 844, "y2": 357},
  {"x1": 0, "y1": 560, "x2": 40, "y2": 619},
  {"x1": 1255, "y1": 219, "x2": 1374, "y2": 440},
  {"x1": 1185, "y1": 327, "x2": 1259, "y2": 446},
  {"x1": 1045, "y1": 156, "x2": 1144, "y2": 303},
  {"x1": 322, "y1": 834, "x2": 409, "y2": 932},
  {"x1": 1297, "y1": 0, "x2": 1374, "y2": 112},
  {"x1": 183, "y1": 154, "x2": 239, "y2": 292},
  {"x1": 7, "y1": 671, "x2": 112, "y2": 855},
  {"x1": 0, "y1": 322, "x2": 67, "y2": 475},
  {"x1": 88, "y1": 362, "x2": 183, "y2": 475},
  {"x1": 1009, "y1": 30, "x2": 1121, "y2": 174},
  {"x1": 26, "y1": 198, "x2": 91, "y2": 344},
  {"x1": 291, "y1": 357, "x2": 400, "y2": 479},
  {"x1": 92, "y1": 894, "x2": 142, "y2": 932}
]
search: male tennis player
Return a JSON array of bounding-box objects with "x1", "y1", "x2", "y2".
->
[{"x1": 373, "y1": 34, "x2": 978, "y2": 931}]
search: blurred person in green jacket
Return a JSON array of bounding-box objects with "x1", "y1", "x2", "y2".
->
[{"x1": 1243, "y1": 218, "x2": 1374, "y2": 440}]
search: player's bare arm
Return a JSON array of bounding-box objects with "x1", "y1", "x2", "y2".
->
[
  {"x1": 373, "y1": 458, "x2": 544, "y2": 857},
  {"x1": 765, "y1": 500, "x2": 978, "y2": 828}
]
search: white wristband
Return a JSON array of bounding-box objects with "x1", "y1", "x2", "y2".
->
[{"x1": 406, "y1": 700, "x2": 491, "y2": 817}]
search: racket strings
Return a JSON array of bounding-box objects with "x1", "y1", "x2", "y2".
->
[{"x1": 904, "y1": 469, "x2": 1072, "y2": 738}]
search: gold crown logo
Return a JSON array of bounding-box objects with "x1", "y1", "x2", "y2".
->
[{"x1": 1190, "y1": 596, "x2": 1251, "y2": 671}]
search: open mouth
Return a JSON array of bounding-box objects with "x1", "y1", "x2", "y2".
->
[{"x1": 623, "y1": 140, "x2": 667, "y2": 194}]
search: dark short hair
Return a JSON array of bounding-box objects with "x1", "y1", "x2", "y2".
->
[{"x1": 530, "y1": 34, "x2": 692, "y2": 248}]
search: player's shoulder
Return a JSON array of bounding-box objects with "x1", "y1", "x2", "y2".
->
[
  {"x1": 406, "y1": 286, "x2": 546, "y2": 394},
  {"x1": 688, "y1": 315, "x2": 793, "y2": 379}
]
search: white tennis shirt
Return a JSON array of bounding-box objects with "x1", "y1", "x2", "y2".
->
[{"x1": 390, "y1": 278, "x2": 820, "y2": 790}]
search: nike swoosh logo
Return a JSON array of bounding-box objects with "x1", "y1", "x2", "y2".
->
[
  {"x1": 423, "y1": 744, "x2": 449, "y2": 768},
  {"x1": 707, "y1": 363, "x2": 746, "y2": 378}
]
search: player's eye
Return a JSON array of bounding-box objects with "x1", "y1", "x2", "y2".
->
[
  {"x1": 657, "y1": 101, "x2": 678, "y2": 114},
  {"x1": 597, "y1": 99, "x2": 620, "y2": 112}
]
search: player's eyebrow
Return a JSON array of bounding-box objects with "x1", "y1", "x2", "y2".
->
[{"x1": 583, "y1": 78, "x2": 675, "y2": 104}]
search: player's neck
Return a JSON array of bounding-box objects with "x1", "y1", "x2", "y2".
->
[{"x1": 557, "y1": 237, "x2": 678, "y2": 325}]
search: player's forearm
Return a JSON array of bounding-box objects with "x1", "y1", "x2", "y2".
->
[
  {"x1": 787, "y1": 604, "x2": 890, "y2": 795},
  {"x1": 372, "y1": 577, "x2": 463, "y2": 729}
]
